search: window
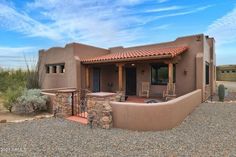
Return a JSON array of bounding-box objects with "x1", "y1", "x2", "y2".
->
[
  {"x1": 221, "y1": 71, "x2": 225, "y2": 73},
  {"x1": 45, "y1": 63, "x2": 65, "y2": 74},
  {"x1": 52, "y1": 66, "x2": 57, "y2": 73},
  {"x1": 205, "y1": 62, "x2": 209, "y2": 85},
  {"x1": 151, "y1": 64, "x2": 176, "y2": 85},
  {"x1": 45, "y1": 65, "x2": 50, "y2": 73},
  {"x1": 232, "y1": 70, "x2": 235, "y2": 73},
  {"x1": 227, "y1": 71, "x2": 230, "y2": 73},
  {"x1": 61, "y1": 64, "x2": 65, "y2": 73}
]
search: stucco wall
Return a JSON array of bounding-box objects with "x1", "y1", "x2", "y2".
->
[
  {"x1": 73, "y1": 43, "x2": 109, "y2": 90},
  {"x1": 135, "y1": 35, "x2": 215, "y2": 98},
  {"x1": 38, "y1": 45, "x2": 77, "y2": 89},
  {"x1": 134, "y1": 34, "x2": 215, "y2": 98},
  {"x1": 82, "y1": 35, "x2": 215, "y2": 100},
  {"x1": 111, "y1": 89, "x2": 202, "y2": 131},
  {"x1": 39, "y1": 43, "x2": 109, "y2": 90}
]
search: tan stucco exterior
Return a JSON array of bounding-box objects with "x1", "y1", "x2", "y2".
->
[
  {"x1": 38, "y1": 34, "x2": 216, "y2": 101},
  {"x1": 111, "y1": 89, "x2": 201, "y2": 131}
]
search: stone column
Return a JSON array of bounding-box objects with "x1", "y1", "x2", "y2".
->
[
  {"x1": 55, "y1": 92, "x2": 72, "y2": 117},
  {"x1": 87, "y1": 92, "x2": 116, "y2": 129}
]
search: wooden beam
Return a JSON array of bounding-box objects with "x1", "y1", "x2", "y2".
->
[
  {"x1": 118, "y1": 64, "x2": 123, "y2": 91},
  {"x1": 85, "y1": 66, "x2": 90, "y2": 88},
  {"x1": 168, "y1": 63, "x2": 173, "y2": 84},
  {"x1": 167, "y1": 63, "x2": 175, "y2": 96}
]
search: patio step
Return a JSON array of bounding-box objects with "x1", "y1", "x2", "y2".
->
[{"x1": 66, "y1": 116, "x2": 88, "y2": 125}]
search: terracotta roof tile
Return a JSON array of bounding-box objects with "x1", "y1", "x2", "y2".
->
[{"x1": 81, "y1": 46, "x2": 188, "y2": 63}]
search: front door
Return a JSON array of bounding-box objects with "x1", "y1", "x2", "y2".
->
[
  {"x1": 93, "y1": 68, "x2": 100, "y2": 92},
  {"x1": 126, "y1": 67, "x2": 137, "y2": 95}
]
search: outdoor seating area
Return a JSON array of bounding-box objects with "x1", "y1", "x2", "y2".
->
[{"x1": 126, "y1": 96, "x2": 163, "y2": 103}]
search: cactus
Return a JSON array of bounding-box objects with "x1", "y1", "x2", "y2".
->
[{"x1": 218, "y1": 84, "x2": 225, "y2": 102}]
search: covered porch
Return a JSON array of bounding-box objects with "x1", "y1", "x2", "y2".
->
[{"x1": 82, "y1": 46, "x2": 188, "y2": 102}]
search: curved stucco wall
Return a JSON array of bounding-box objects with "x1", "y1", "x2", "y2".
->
[{"x1": 111, "y1": 89, "x2": 202, "y2": 131}]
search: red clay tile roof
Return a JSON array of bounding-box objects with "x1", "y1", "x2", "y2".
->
[{"x1": 81, "y1": 46, "x2": 188, "y2": 64}]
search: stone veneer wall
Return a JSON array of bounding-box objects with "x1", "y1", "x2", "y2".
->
[
  {"x1": 87, "y1": 93, "x2": 119, "y2": 129},
  {"x1": 55, "y1": 92, "x2": 73, "y2": 117}
]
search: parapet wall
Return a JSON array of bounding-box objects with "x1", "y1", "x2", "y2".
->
[{"x1": 111, "y1": 89, "x2": 202, "y2": 131}]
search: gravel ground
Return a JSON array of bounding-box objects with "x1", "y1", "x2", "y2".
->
[{"x1": 1, "y1": 102, "x2": 236, "y2": 157}]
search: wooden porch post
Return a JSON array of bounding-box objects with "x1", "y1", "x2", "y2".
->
[
  {"x1": 168, "y1": 63, "x2": 174, "y2": 95},
  {"x1": 85, "y1": 66, "x2": 90, "y2": 89},
  {"x1": 118, "y1": 64, "x2": 123, "y2": 91},
  {"x1": 168, "y1": 63, "x2": 173, "y2": 84}
]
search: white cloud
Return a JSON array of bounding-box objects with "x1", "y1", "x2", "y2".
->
[
  {"x1": 207, "y1": 7, "x2": 236, "y2": 45},
  {"x1": 118, "y1": 0, "x2": 146, "y2": 5},
  {"x1": 0, "y1": 46, "x2": 36, "y2": 56},
  {"x1": 157, "y1": 0, "x2": 169, "y2": 3},
  {"x1": 0, "y1": 46, "x2": 38, "y2": 69},
  {"x1": 144, "y1": 5, "x2": 213, "y2": 24},
  {"x1": 0, "y1": 1, "x2": 213, "y2": 48},
  {"x1": 152, "y1": 24, "x2": 170, "y2": 30},
  {"x1": 25, "y1": 0, "x2": 148, "y2": 46},
  {"x1": 145, "y1": 6, "x2": 183, "y2": 13},
  {"x1": 0, "y1": 3, "x2": 61, "y2": 40}
]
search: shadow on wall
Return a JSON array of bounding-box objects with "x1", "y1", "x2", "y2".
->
[{"x1": 111, "y1": 89, "x2": 202, "y2": 131}]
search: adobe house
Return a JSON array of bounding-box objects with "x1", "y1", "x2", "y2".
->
[
  {"x1": 38, "y1": 34, "x2": 216, "y2": 102},
  {"x1": 216, "y1": 65, "x2": 236, "y2": 81}
]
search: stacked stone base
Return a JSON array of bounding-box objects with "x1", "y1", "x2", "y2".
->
[
  {"x1": 55, "y1": 93, "x2": 73, "y2": 117},
  {"x1": 87, "y1": 93, "x2": 117, "y2": 129}
]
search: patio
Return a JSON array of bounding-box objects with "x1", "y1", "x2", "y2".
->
[{"x1": 126, "y1": 96, "x2": 163, "y2": 103}]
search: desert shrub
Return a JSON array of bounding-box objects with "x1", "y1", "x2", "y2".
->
[
  {"x1": 0, "y1": 69, "x2": 26, "y2": 92},
  {"x1": 3, "y1": 87, "x2": 23, "y2": 112},
  {"x1": 14, "y1": 89, "x2": 48, "y2": 114}
]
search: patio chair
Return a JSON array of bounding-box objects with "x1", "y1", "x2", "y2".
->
[
  {"x1": 139, "y1": 82, "x2": 150, "y2": 98},
  {"x1": 163, "y1": 83, "x2": 176, "y2": 101}
]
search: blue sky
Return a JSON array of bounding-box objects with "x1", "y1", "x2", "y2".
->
[{"x1": 0, "y1": 0, "x2": 235, "y2": 68}]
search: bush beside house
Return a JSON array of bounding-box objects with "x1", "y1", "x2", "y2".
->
[
  {"x1": 13, "y1": 89, "x2": 48, "y2": 114},
  {"x1": 1, "y1": 66, "x2": 49, "y2": 114}
]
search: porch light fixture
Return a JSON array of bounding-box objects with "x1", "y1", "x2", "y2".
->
[
  {"x1": 141, "y1": 69, "x2": 145, "y2": 74},
  {"x1": 131, "y1": 63, "x2": 135, "y2": 66},
  {"x1": 184, "y1": 69, "x2": 187, "y2": 75}
]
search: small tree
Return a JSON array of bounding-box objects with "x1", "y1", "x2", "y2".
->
[{"x1": 24, "y1": 56, "x2": 41, "y2": 89}]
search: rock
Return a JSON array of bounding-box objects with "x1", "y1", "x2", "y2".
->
[
  {"x1": 101, "y1": 116, "x2": 110, "y2": 123},
  {"x1": 0, "y1": 119, "x2": 7, "y2": 123},
  {"x1": 102, "y1": 124, "x2": 110, "y2": 129}
]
